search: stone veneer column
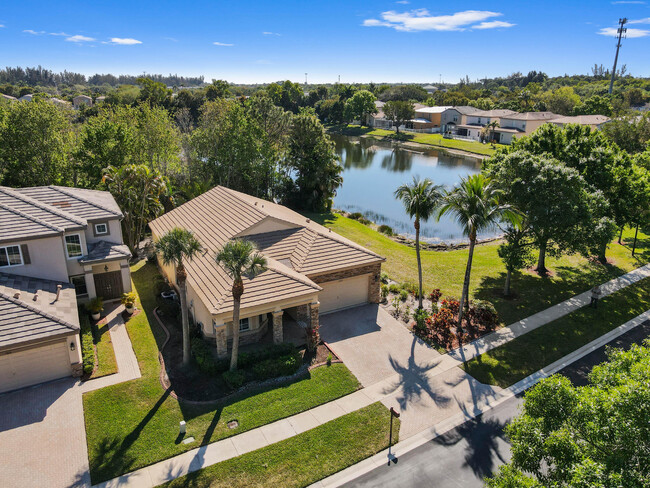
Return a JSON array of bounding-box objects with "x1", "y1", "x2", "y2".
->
[
  {"x1": 272, "y1": 310, "x2": 283, "y2": 344},
  {"x1": 215, "y1": 324, "x2": 228, "y2": 359},
  {"x1": 309, "y1": 301, "x2": 320, "y2": 330},
  {"x1": 368, "y1": 264, "x2": 381, "y2": 304},
  {"x1": 296, "y1": 304, "x2": 310, "y2": 325}
]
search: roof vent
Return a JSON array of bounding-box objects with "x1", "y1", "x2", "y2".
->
[
  {"x1": 13, "y1": 292, "x2": 20, "y2": 299},
  {"x1": 306, "y1": 219, "x2": 310, "y2": 223},
  {"x1": 55, "y1": 284, "x2": 62, "y2": 301},
  {"x1": 254, "y1": 202, "x2": 257, "y2": 206},
  {"x1": 33, "y1": 291, "x2": 39, "y2": 301}
]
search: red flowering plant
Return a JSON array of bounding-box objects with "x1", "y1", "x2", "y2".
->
[
  {"x1": 428, "y1": 289, "x2": 442, "y2": 303},
  {"x1": 306, "y1": 324, "x2": 320, "y2": 352},
  {"x1": 440, "y1": 297, "x2": 460, "y2": 316}
]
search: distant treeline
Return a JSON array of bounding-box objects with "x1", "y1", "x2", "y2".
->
[{"x1": 0, "y1": 66, "x2": 205, "y2": 87}]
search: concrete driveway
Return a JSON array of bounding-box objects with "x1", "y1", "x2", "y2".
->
[
  {"x1": 0, "y1": 378, "x2": 90, "y2": 488},
  {"x1": 320, "y1": 304, "x2": 443, "y2": 387}
]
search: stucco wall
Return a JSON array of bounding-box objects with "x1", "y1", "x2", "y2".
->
[
  {"x1": 1, "y1": 235, "x2": 68, "y2": 282},
  {"x1": 84, "y1": 218, "x2": 123, "y2": 246}
]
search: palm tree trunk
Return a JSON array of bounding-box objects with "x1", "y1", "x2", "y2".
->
[
  {"x1": 179, "y1": 279, "x2": 190, "y2": 366},
  {"x1": 504, "y1": 269, "x2": 511, "y2": 297},
  {"x1": 618, "y1": 226, "x2": 623, "y2": 244},
  {"x1": 230, "y1": 295, "x2": 241, "y2": 372},
  {"x1": 458, "y1": 234, "x2": 476, "y2": 329},
  {"x1": 415, "y1": 219, "x2": 424, "y2": 309},
  {"x1": 536, "y1": 239, "x2": 548, "y2": 275}
]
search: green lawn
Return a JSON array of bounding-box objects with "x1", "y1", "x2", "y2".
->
[
  {"x1": 462, "y1": 276, "x2": 650, "y2": 388},
  {"x1": 163, "y1": 402, "x2": 396, "y2": 488},
  {"x1": 83, "y1": 261, "x2": 361, "y2": 484},
  {"x1": 91, "y1": 318, "x2": 118, "y2": 378},
  {"x1": 308, "y1": 213, "x2": 649, "y2": 326},
  {"x1": 331, "y1": 124, "x2": 504, "y2": 156}
]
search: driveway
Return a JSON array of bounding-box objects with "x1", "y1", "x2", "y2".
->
[{"x1": 0, "y1": 378, "x2": 90, "y2": 488}]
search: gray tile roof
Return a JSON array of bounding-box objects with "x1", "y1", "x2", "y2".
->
[
  {"x1": 470, "y1": 109, "x2": 518, "y2": 118},
  {"x1": 0, "y1": 272, "x2": 79, "y2": 351},
  {"x1": 17, "y1": 186, "x2": 122, "y2": 221},
  {"x1": 500, "y1": 111, "x2": 560, "y2": 121},
  {"x1": 0, "y1": 187, "x2": 84, "y2": 231},
  {"x1": 0, "y1": 203, "x2": 61, "y2": 243},
  {"x1": 79, "y1": 241, "x2": 131, "y2": 264}
]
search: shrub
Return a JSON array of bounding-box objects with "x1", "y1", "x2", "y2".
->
[
  {"x1": 237, "y1": 342, "x2": 296, "y2": 369},
  {"x1": 380, "y1": 272, "x2": 389, "y2": 284},
  {"x1": 79, "y1": 313, "x2": 95, "y2": 374},
  {"x1": 399, "y1": 289, "x2": 408, "y2": 301},
  {"x1": 154, "y1": 277, "x2": 171, "y2": 297},
  {"x1": 388, "y1": 284, "x2": 400, "y2": 294},
  {"x1": 222, "y1": 370, "x2": 246, "y2": 389},
  {"x1": 392, "y1": 296, "x2": 402, "y2": 317},
  {"x1": 413, "y1": 308, "x2": 429, "y2": 332},
  {"x1": 85, "y1": 296, "x2": 104, "y2": 314},
  {"x1": 400, "y1": 281, "x2": 419, "y2": 296},
  {"x1": 380, "y1": 284, "x2": 389, "y2": 301},
  {"x1": 428, "y1": 289, "x2": 442, "y2": 303},
  {"x1": 403, "y1": 305, "x2": 411, "y2": 323},
  {"x1": 440, "y1": 297, "x2": 460, "y2": 316},
  {"x1": 378, "y1": 224, "x2": 394, "y2": 236},
  {"x1": 326, "y1": 353, "x2": 333, "y2": 366},
  {"x1": 191, "y1": 337, "x2": 229, "y2": 375},
  {"x1": 468, "y1": 300, "x2": 499, "y2": 331},
  {"x1": 348, "y1": 212, "x2": 364, "y2": 221},
  {"x1": 252, "y1": 353, "x2": 301, "y2": 381},
  {"x1": 121, "y1": 292, "x2": 137, "y2": 308}
]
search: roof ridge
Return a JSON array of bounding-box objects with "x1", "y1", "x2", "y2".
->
[
  {"x1": 0, "y1": 202, "x2": 64, "y2": 233},
  {"x1": 314, "y1": 227, "x2": 384, "y2": 260},
  {"x1": 291, "y1": 228, "x2": 319, "y2": 271},
  {"x1": 0, "y1": 290, "x2": 78, "y2": 331},
  {"x1": 264, "y1": 257, "x2": 321, "y2": 291},
  {"x1": 0, "y1": 186, "x2": 86, "y2": 226},
  {"x1": 49, "y1": 186, "x2": 122, "y2": 217},
  {"x1": 219, "y1": 186, "x2": 271, "y2": 218}
]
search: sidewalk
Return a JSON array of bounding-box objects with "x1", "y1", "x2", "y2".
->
[{"x1": 81, "y1": 305, "x2": 141, "y2": 393}]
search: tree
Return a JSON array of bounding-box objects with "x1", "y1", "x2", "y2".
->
[
  {"x1": 574, "y1": 95, "x2": 613, "y2": 116},
  {"x1": 602, "y1": 113, "x2": 650, "y2": 154},
  {"x1": 482, "y1": 120, "x2": 500, "y2": 142},
  {"x1": 0, "y1": 99, "x2": 73, "y2": 187},
  {"x1": 542, "y1": 86, "x2": 581, "y2": 115},
  {"x1": 102, "y1": 164, "x2": 168, "y2": 254},
  {"x1": 394, "y1": 177, "x2": 444, "y2": 309},
  {"x1": 137, "y1": 77, "x2": 172, "y2": 107},
  {"x1": 498, "y1": 226, "x2": 534, "y2": 296},
  {"x1": 215, "y1": 239, "x2": 267, "y2": 371},
  {"x1": 438, "y1": 174, "x2": 519, "y2": 327},
  {"x1": 155, "y1": 228, "x2": 202, "y2": 366},
  {"x1": 343, "y1": 90, "x2": 377, "y2": 125},
  {"x1": 486, "y1": 343, "x2": 650, "y2": 488},
  {"x1": 267, "y1": 80, "x2": 304, "y2": 113},
  {"x1": 383, "y1": 100, "x2": 415, "y2": 134},
  {"x1": 285, "y1": 110, "x2": 343, "y2": 211}
]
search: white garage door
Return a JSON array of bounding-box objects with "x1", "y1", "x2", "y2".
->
[
  {"x1": 319, "y1": 274, "x2": 370, "y2": 314},
  {"x1": 0, "y1": 341, "x2": 72, "y2": 394}
]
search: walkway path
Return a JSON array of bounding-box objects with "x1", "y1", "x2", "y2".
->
[{"x1": 81, "y1": 305, "x2": 141, "y2": 393}]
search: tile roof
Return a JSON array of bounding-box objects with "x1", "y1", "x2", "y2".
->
[
  {"x1": 550, "y1": 115, "x2": 611, "y2": 125},
  {"x1": 150, "y1": 186, "x2": 383, "y2": 317},
  {"x1": 448, "y1": 106, "x2": 481, "y2": 115},
  {"x1": 0, "y1": 272, "x2": 79, "y2": 351},
  {"x1": 78, "y1": 241, "x2": 131, "y2": 264},
  {"x1": 0, "y1": 187, "x2": 84, "y2": 232},
  {"x1": 500, "y1": 111, "x2": 560, "y2": 121},
  {"x1": 17, "y1": 186, "x2": 122, "y2": 220},
  {"x1": 415, "y1": 106, "x2": 452, "y2": 114},
  {"x1": 0, "y1": 203, "x2": 62, "y2": 243},
  {"x1": 469, "y1": 109, "x2": 518, "y2": 118}
]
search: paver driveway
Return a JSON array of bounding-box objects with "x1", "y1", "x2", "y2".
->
[{"x1": 0, "y1": 378, "x2": 90, "y2": 488}]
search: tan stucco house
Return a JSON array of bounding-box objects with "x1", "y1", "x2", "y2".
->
[
  {"x1": 0, "y1": 185, "x2": 131, "y2": 393},
  {"x1": 149, "y1": 186, "x2": 384, "y2": 358}
]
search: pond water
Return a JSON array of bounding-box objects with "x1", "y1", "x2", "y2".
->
[{"x1": 331, "y1": 134, "x2": 500, "y2": 244}]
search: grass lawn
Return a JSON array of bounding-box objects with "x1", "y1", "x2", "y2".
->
[
  {"x1": 331, "y1": 124, "x2": 504, "y2": 156},
  {"x1": 462, "y1": 276, "x2": 650, "y2": 388},
  {"x1": 163, "y1": 402, "x2": 396, "y2": 488},
  {"x1": 83, "y1": 261, "x2": 361, "y2": 484},
  {"x1": 307, "y1": 212, "x2": 649, "y2": 327},
  {"x1": 91, "y1": 318, "x2": 118, "y2": 378}
]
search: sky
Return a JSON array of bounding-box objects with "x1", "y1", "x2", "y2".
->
[{"x1": 1, "y1": 1, "x2": 650, "y2": 84}]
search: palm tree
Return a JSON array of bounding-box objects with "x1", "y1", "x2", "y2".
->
[
  {"x1": 215, "y1": 239, "x2": 268, "y2": 371},
  {"x1": 155, "y1": 227, "x2": 202, "y2": 366},
  {"x1": 394, "y1": 177, "x2": 444, "y2": 309},
  {"x1": 439, "y1": 174, "x2": 520, "y2": 329},
  {"x1": 486, "y1": 120, "x2": 500, "y2": 142}
]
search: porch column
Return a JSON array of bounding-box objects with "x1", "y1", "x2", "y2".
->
[
  {"x1": 214, "y1": 321, "x2": 228, "y2": 359},
  {"x1": 272, "y1": 310, "x2": 283, "y2": 344},
  {"x1": 83, "y1": 266, "x2": 97, "y2": 299},
  {"x1": 120, "y1": 262, "x2": 132, "y2": 293},
  {"x1": 309, "y1": 301, "x2": 320, "y2": 330}
]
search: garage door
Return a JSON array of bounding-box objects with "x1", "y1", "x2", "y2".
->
[
  {"x1": 319, "y1": 274, "x2": 370, "y2": 314},
  {"x1": 0, "y1": 341, "x2": 72, "y2": 394}
]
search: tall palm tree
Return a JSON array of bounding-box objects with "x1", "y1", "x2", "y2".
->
[
  {"x1": 439, "y1": 174, "x2": 520, "y2": 329},
  {"x1": 215, "y1": 239, "x2": 268, "y2": 371},
  {"x1": 155, "y1": 227, "x2": 203, "y2": 366},
  {"x1": 395, "y1": 177, "x2": 444, "y2": 309}
]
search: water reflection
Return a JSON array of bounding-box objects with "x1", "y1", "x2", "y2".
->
[{"x1": 332, "y1": 134, "x2": 497, "y2": 243}]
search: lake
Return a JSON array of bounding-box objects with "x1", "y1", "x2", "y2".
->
[{"x1": 331, "y1": 134, "x2": 500, "y2": 244}]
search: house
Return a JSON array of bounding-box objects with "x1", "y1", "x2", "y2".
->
[
  {"x1": 149, "y1": 186, "x2": 384, "y2": 359},
  {"x1": 494, "y1": 112, "x2": 561, "y2": 144},
  {"x1": 411, "y1": 106, "x2": 452, "y2": 131},
  {"x1": 0, "y1": 186, "x2": 131, "y2": 393},
  {"x1": 440, "y1": 106, "x2": 481, "y2": 133},
  {"x1": 422, "y1": 84, "x2": 439, "y2": 94},
  {"x1": 49, "y1": 97, "x2": 71, "y2": 108},
  {"x1": 549, "y1": 114, "x2": 611, "y2": 130},
  {"x1": 95, "y1": 96, "x2": 106, "y2": 104},
  {"x1": 456, "y1": 109, "x2": 517, "y2": 141},
  {"x1": 18, "y1": 94, "x2": 33, "y2": 102},
  {"x1": 73, "y1": 95, "x2": 93, "y2": 108}
]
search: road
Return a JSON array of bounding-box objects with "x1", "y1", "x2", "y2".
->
[{"x1": 343, "y1": 321, "x2": 650, "y2": 488}]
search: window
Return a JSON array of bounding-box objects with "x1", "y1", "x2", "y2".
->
[
  {"x1": 94, "y1": 223, "x2": 108, "y2": 235},
  {"x1": 239, "y1": 318, "x2": 250, "y2": 332},
  {"x1": 65, "y1": 234, "x2": 83, "y2": 258},
  {"x1": 0, "y1": 245, "x2": 22, "y2": 267},
  {"x1": 70, "y1": 275, "x2": 88, "y2": 297}
]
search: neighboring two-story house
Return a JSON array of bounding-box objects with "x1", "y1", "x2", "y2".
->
[
  {"x1": 456, "y1": 109, "x2": 518, "y2": 140},
  {"x1": 494, "y1": 112, "x2": 561, "y2": 144},
  {"x1": 0, "y1": 185, "x2": 131, "y2": 393}
]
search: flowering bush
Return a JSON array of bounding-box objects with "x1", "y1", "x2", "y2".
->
[
  {"x1": 428, "y1": 289, "x2": 442, "y2": 303},
  {"x1": 306, "y1": 324, "x2": 320, "y2": 352},
  {"x1": 440, "y1": 297, "x2": 460, "y2": 316}
]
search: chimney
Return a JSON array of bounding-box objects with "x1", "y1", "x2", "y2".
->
[
  {"x1": 33, "y1": 291, "x2": 39, "y2": 301},
  {"x1": 55, "y1": 285, "x2": 62, "y2": 301},
  {"x1": 13, "y1": 292, "x2": 20, "y2": 300}
]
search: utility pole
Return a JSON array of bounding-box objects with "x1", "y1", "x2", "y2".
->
[
  {"x1": 304, "y1": 73, "x2": 308, "y2": 86},
  {"x1": 609, "y1": 18, "x2": 628, "y2": 94}
]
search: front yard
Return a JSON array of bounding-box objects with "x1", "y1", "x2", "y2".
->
[
  {"x1": 309, "y1": 212, "x2": 649, "y2": 327},
  {"x1": 83, "y1": 261, "x2": 361, "y2": 484}
]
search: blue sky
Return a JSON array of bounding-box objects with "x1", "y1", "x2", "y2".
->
[{"x1": 1, "y1": 1, "x2": 649, "y2": 83}]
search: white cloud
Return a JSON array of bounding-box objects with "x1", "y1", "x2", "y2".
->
[
  {"x1": 472, "y1": 20, "x2": 515, "y2": 29},
  {"x1": 0, "y1": 24, "x2": 5, "y2": 28},
  {"x1": 49, "y1": 31, "x2": 68, "y2": 36},
  {"x1": 611, "y1": 1, "x2": 645, "y2": 4},
  {"x1": 65, "y1": 34, "x2": 95, "y2": 42},
  {"x1": 213, "y1": 41, "x2": 234, "y2": 46},
  {"x1": 598, "y1": 26, "x2": 650, "y2": 37},
  {"x1": 262, "y1": 31, "x2": 281, "y2": 36},
  {"x1": 396, "y1": 1, "x2": 409, "y2": 4},
  {"x1": 23, "y1": 29, "x2": 46, "y2": 35},
  {"x1": 362, "y1": 9, "x2": 511, "y2": 32},
  {"x1": 109, "y1": 37, "x2": 142, "y2": 45},
  {"x1": 629, "y1": 17, "x2": 650, "y2": 24},
  {"x1": 163, "y1": 36, "x2": 178, "y2": 42}
]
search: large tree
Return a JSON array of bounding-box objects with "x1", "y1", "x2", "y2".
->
[
  {"x1": 0, "y1": 99, "x2": 73, "y2": 187},
  {"x1": 383, "y1": 100, "x2": 415, "y2": 134},
  {"x1": 102, "y1": 164, "x2": 168, "y2": 254},
  {"x1": 394, "y1": 177, "x2": 443, "y2": 309},
  {"x1": 215, "y1": 239, "x2": 267, "y2": 371},
  {"x1": 155, "y1": 228, "x2": 202, "y2": 366},
  {"x1": 486, "y1": 343, "x2": 650, "y2": 488},
  {"x1": 285, "y1": 109, "x2": 343, "y2": 211},
  {"x1": 438, "y1": 174, "x2": 519, "y2": 327},
  {"x1": 343, "y1": 90, "x2": 377, "y2": 125}
]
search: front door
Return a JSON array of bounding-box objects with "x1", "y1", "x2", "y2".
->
[{"x1": 94, "y1": 271, "x2": 123, "y2": 300}]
